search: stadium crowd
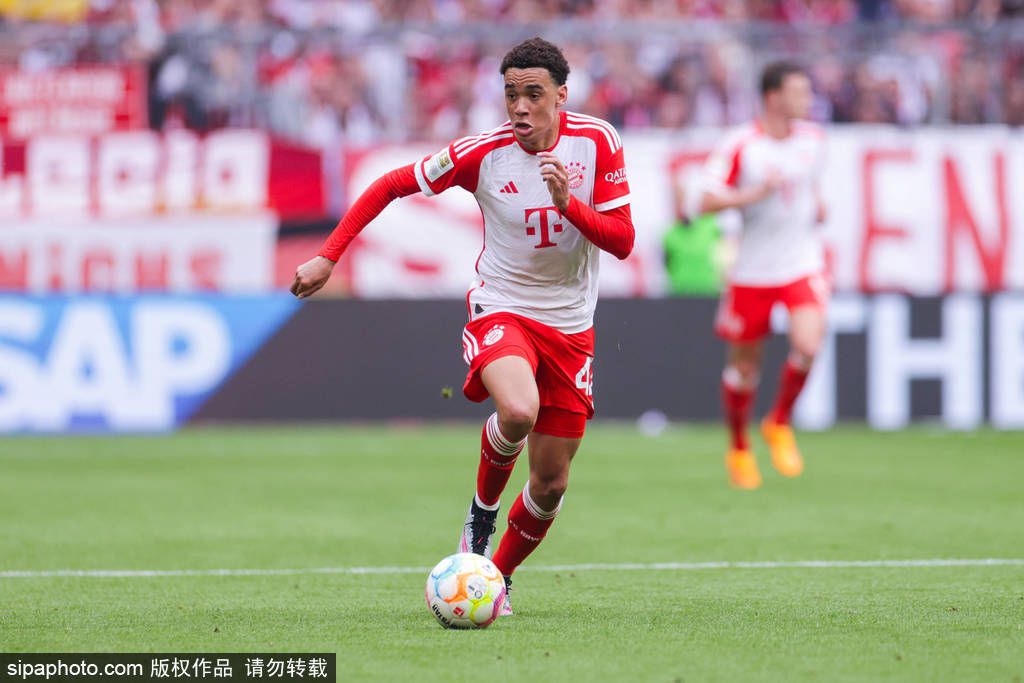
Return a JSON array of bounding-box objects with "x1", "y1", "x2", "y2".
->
[{"x1": 1, "y1": 0, "x2": 1023, "y2": 144}]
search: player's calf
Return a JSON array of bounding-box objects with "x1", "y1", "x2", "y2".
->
[
  {"x1": 722, "y1": 365, "x2": 758, "y2": 452},
  {"x1": 769, "y1": 351, "x2": 812, "y2": 427},
  {"x1": 492, "y1": 482, "x2": 561, "y2": 582},
  {"x1": 477, "y1": 412, "x2": 526, "y2": 506},
  {"x1": 765, "y1": 352, "x2": 809, "y2": 477}
]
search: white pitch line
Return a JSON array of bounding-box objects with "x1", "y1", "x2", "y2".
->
[{"x1": 1, "y1": 558, "x2": 1022, "y2": 579}]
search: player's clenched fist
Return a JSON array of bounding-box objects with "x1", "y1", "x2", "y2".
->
[
  {"x1": 538, "y1": 152, "x2": 570, "y2": 211},
  {"x1": 290, "y1": 255, "x2": 335, "y2": 299}
]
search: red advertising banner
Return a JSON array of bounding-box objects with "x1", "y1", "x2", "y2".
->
[
  {"x1": 0, "y1": 66, "x2": 147, "y2": 139},
  {"x1": 2, "y1": 126, "x2": 1020, "y2": 296},
  {"x1": 0, "y1": 130, "x2": 325, "y2": 219}
]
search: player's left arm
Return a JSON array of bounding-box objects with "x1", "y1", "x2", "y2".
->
[{"x1": 538, "y1": 149, "x2": 634, "y2": 261}]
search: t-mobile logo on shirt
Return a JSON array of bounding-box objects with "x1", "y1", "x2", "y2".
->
[{"x1": 524, "y1": 206, "x2": 563, "y2": 249}]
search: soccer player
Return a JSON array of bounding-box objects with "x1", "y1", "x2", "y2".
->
[
  {"x1": 699, "y1": 62, "x2": 828, "y2": 490},
  {"x1": 290, "y1": 38, "x2": 633, "y2": 613}
]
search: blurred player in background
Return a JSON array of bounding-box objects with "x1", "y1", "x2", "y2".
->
[
  {"x1": 291, "y1": 38, "x2": 633, "y2": 613},
  {"x1": 700, "y1": 62, "x2": 828, "y2": 490}
]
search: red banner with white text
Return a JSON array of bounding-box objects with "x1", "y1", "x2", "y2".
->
[
  {"x1": 0, "y1": 66, "x2": 147, "y2": 139},
  {"x1": 0, "y1": 129, "x2": 324, "y2": 219},
  {"x1": 1, "y1": 127, "x2": 1021, "y2": 294}
]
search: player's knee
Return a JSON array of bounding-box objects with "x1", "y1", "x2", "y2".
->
[
  {"x1": 737, "y1": 361, "x2": 759, "y2": 380},
  {"x1": 725, "y1": 362, "x2": 760, "y2": 389},
  {"x1": 497, "y1": 400, "x2": 538, "y2": 438},
  {"x1": 531, "y1": 474, "x2": 568, "y2": 505}
]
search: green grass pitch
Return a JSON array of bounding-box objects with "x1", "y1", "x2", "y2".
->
[{"x1": 1, "y1": 425, "x2": 1022, "y2": 682}]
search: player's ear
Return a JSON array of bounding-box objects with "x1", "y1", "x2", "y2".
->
[{"x1": 556, "y1": 83, "x2": 568, "y2": 107}]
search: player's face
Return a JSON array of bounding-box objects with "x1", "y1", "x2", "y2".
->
[
  {"x1": 777, "y1": 73, "x2": 813, "y2": 120},
  {"x1": 503, "y1": 67, "x2": 568, "y2": 152}
]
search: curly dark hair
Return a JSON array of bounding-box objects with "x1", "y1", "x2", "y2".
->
[{"x1": 500, "y1": 37, "x2": 570, "y2": 86}]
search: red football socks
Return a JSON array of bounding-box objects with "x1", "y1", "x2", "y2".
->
[
  {"x1": 771, "y1": 360, "x2": 810, "y2": 426},
  {"x1": 476, "y1": 413, "x2": 526, "y2": 509},
  {"x1": 722, "y1": 368, "x2": 755, "y2": 450},
  {"x1": 491, "y1": 483, "x2": 560, "y2": 576}
]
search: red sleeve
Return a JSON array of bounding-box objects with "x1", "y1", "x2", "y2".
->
[
  {"x1": 703, "y1": 130, "x2": 745, "y2": 190},
  {"x1": 318, "y1": 164, "x2": 420, "y2": 262},
  {"x1": 592, "y1": 143, "x2": 631, "y2": 212},
  {"x1": 563, "y1": 196, "x2": 634, "y2": 260}
]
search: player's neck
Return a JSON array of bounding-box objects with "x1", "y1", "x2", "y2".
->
[
  {"x1": 758, "y1": 114, "x2": 793, "y2": 140},
  {"x1": 519, "y1": 125, "x2": 560, "y2": 153}
]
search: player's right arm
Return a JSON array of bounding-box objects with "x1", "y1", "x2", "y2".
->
[
  {"x1": 698, "y1": 128, "x2": 780, "y2": 215},
  {"x1": 700, "y1": 173, "x2": 780, "y2": 214},
  {"x1": 291, "y1": 138, "x2": 484, "y2": 299}
]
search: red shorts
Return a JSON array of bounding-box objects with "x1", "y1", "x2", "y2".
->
[
  {"x1": 462, "y1": 313, "x2": 594, "y2": 439},
  {"x1": 714, "y1": 273, "x2": 829, "y2": 343}
]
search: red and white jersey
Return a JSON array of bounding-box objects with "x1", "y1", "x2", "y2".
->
[
  {"x1": 703, "y1": 121, "x2": 825, "y2": 286},
  {"x1": 413, "y1": 110, "x2": 631, "y2": 334}
]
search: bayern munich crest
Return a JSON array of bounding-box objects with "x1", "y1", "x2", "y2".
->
[
  {"x1": 566, "y1": 161, "x2": 585, "y2": 189},
  {"x1": 483, "y1": 325, "x2": 505, "y2": 346}
]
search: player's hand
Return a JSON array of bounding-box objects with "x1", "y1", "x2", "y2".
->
[
  {"x1": 538, "y1": 152, "x2": 570, "y2": 212},
  {"x1": 290, "y1": 255, "x2": 335, "y2": 299}
]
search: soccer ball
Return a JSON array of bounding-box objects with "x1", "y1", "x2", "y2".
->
[{"x1": 425, "y1": 552, "x2": 506, "y2": 629}]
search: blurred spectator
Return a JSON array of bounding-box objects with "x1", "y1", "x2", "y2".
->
[
  {"x1": 2, "y1": 0, "x2": 1024, "y2": 137},
  {"x1": 950, "y1": 53, "x2": 1002, "y2": 122}
]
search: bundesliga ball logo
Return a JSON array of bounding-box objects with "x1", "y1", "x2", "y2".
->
[
  {"x1": 566, "y1": 161, "x2": 585, "y2": 190},
  {"x1": 425, "y1": 553, "x2": 506, "y2": 629}
]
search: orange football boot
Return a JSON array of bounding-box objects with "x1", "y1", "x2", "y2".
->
[
  {"x1": 725, "y1": 448, "x2": 762, "y2": 490},
  {"x1": 761, "y1": 417, "x2": 804, "y2": 477}
]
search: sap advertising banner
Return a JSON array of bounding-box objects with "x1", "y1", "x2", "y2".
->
[
  {"x1": 791, "y1": 295, "x2": 995, "y2": 430},
  {"x1": 193, "y1": 294, "x2": 1024, "y2": 431},
  {"x1": 3, "y1": 294, "x2": 1021, "y2": 434},
  {"x1": 0, "y1": 295, "x2": 298, "y2": 433}
]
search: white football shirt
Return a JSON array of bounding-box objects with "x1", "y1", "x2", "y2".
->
[
  {"x1": 414, "y1": 111, "x2": 631, "y2": 333},
  {"x1": 703, "y1": 121, "x2": 825, "y2": 286}
]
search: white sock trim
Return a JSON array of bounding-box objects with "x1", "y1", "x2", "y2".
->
[
  {"x1": 522, "y1": 481, "x2": 561, "y2": 521},
  {"x1": 786, "y1": 351, "x2": 813, "y2": 372},
  {"x1": 486, "y1": 413, "x2": 526, "y2": 457},
  {"x1": 473, "y1": 494, "x2": 500, "y2": 512},
  {"x1": 722, "y1": 366, "x2": 759, "y2": 392}
]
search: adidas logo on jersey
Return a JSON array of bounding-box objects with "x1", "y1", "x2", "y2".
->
[{"x1": 499, "y1": 181, "x2": 519, "y2": 194}]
